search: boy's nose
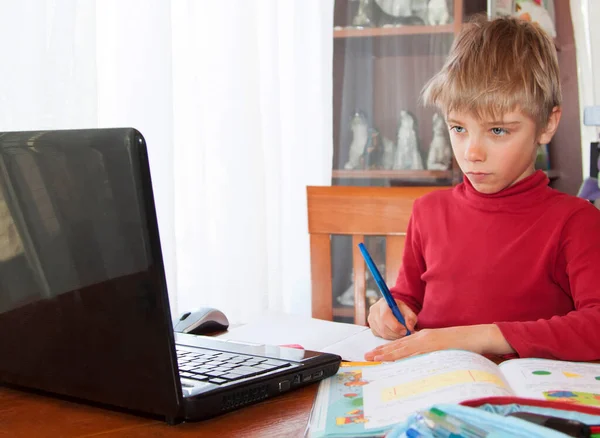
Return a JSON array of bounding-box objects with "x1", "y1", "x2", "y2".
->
[{"x1": 464, "y1": 141, "x2": 486, "y2": 162}]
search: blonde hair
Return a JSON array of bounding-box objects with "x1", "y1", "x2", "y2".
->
[{"x1": 422, "y1": 15, "x2": 561, "y2": 129}]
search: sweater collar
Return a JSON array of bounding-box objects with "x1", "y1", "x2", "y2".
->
[{"x1": 455, "y1": 170, "x2": 551, "y2": 212}]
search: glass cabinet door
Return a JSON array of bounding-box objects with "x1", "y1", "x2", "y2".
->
[
  {"x1": 330, "y1": 0, "x2": 470, "y2": 322},
  {"x1": 332, "y1": 0, "x2": 468, "y2": 190}
]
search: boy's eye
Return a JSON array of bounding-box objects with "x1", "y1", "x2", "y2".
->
[
  {"x1": 491, "y1": 127, "x2": 508, "y2": 136},
  {"x1": 450, "y1": 126, "x2": 465, "y2": 133}
]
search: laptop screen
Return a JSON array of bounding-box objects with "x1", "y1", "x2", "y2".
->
[{"x1": 0, "y1": 128, "x2": 182, "y2": 419}]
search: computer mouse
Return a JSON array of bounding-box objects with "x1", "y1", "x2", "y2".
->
[{"x1": 172, "y1": 307, "x2": 230, "y2": 335}]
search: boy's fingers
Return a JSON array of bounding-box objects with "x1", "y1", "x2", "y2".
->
[
  {"x1": 368, "y1": 322, "x2": 382, "y2": 338},
  {"x1": 383, "y1": 315, "x2": 406, "y2": 338},
  {"x1": 379, "y1": 328, "x2": 403, "y2": 340},
  {"x1": 365, "y1": 341, "x2": 395, "y2": 361},
  {"x1": 367, "y1": 310, "x2": 383, "y2": 337},
  {"x1": 368, "y1": 298, "x2": 390, "y2": 337},
  {"x1": 405, "y1": 316, "x2": 417, "y2": 332},
  {"x1": 396, "y1": 301, "x2": 418, "y2": 332},
  {"x1": 368, "y1": 298, "x2": 417, "y2": 339},
  {"x1": 369, "y1": 313, "x2": 400, "y2": 340}
]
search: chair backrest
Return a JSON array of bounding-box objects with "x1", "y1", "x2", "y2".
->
[{"x1": 306, "y1": 185, "x2": 442, "y2": 325}]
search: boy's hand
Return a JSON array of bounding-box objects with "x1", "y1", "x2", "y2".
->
[
  {"x1": 367, "y1": 298, "x2": 417, "y2": 340},
  {"x1": 364, "y1": 324, "x2": 515, "y2": 362}
]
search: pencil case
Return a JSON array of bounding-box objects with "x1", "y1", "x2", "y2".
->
[{"x1": 385, "y1": 396, "x2": 600, "y2": 438}]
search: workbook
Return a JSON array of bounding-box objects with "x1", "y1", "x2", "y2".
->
[{"x1": 305, "y1": 350, "x2": 600, "y2": 438}]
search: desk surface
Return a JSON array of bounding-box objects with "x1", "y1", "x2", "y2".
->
[{"x1": 0, "y1": 382, "x2": 318, "y2": 437}]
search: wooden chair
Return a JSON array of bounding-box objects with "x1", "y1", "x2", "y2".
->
[{"x1": 306, "y1": 185, "x2": 441, "y2": 326}]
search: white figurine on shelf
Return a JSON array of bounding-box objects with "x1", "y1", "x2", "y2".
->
[
  {"x1": 352, "y1": 0, "x2": 373, "y2": 27},
  {"x1": 382, "y1": 136, "x2": 396, "y2": 170},
  {"x1": 337, "y1": 267, "x2": 381, "y2": 307},
  {"x1": 412, "y1": 0, "x2": 429, "y2": 24},
  {"x1": 337, "y1": 284, "x2": 379, "y2": 307},
  {"x1": 393, "y1": 110, "x2": 424, "y2": 170},
  {"x1": 374, "y1": 0, "x2": 425, "y2": 26},
  {"x1": 427, "y1": 112, "x2": 453, "y2": 170},
  {"x1": 374, "y1": 0, "x2": 412, "y2": 18},
  {"x1": 514, "y1": 1, "x2": 556, "y2": 38},
  {"x1": 344, "y1": 111, "x2": 369, "y2": 170},
  {"x1": 427, "y1": 0, "x2": 450, "y2": 25}
]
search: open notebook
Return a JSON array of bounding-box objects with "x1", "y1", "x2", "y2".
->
[
  {"x1": 305, "y1": 349, "x2": 600, "y2": 437},
  {"x1": 218, "y1": 312, "x2": 391, "y2": 361}
]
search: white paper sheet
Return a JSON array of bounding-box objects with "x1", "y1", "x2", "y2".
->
[
  {"x1": 217, "y1": 311, "x2": 368, "y2": 352},
  {"x1": 320, "y1": 328, "x2": 393, "y2": 361}
]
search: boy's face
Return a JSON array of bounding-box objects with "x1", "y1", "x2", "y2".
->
[{"x1": 446, "y1": 108, "x2": 560, "y2": 194}]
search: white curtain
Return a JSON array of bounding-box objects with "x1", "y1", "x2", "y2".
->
[{"x1": 0, "y1": 0, "x2": 334, "y2": 323}]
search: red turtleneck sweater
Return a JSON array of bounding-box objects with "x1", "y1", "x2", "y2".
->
[{"x1": 390, "y1": 170, "x2": 600, "y2": 360}]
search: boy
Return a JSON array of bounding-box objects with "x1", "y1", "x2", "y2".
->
[{"x1": 365, "y1": 16, "x2": 600, "y2": 362}]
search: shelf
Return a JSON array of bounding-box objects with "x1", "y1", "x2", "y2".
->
[
  {"x1": 333, "y1": 307, "x2": 356, "y2": 318},
  {"x1": 332, "y1": 169, "x2": 453, "y2": 180},
  {"x1": 334, "y1": 24, "x2": 455, "y2": 39}
]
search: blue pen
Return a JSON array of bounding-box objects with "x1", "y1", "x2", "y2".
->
[
  {"x1": 405, "y1": 427, "x2": 423, "y2": 438},
  {"x1": 357, "y1": 243, "x2": 411, "y2": 335}
]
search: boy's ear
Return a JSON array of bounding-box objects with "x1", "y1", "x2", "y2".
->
[{"x1": 538, "y1": 106, "x2": 562, "y2": 144}]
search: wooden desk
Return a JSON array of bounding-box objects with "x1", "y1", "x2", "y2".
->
[{"x1": 0, "y1": 383, "x2": 318, "y2": 437}]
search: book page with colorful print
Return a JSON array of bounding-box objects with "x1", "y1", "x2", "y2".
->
[{"x1": 499, "y1": 358, "x2": 600, "y2": 406}]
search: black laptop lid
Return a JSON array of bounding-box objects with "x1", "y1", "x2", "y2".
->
[{"x1": 0, "y1": 128, "x2": 182, "y2": 419}]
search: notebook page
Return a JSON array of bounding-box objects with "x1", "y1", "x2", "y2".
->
[
  {"x1": 217, "y1": 311, "x2": 367, "y2": 351},
  {"x1": 320, "y1": 328, "x2": 393, "y2": 361}
]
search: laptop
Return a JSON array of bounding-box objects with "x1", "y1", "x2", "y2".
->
[{"x1": 0, "y1": 128, "x2": 341, "y2": 424}]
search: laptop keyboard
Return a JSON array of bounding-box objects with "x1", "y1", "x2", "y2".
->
[{"x1": 176, "y1": 347, "x2": 292, "y2": 386}]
